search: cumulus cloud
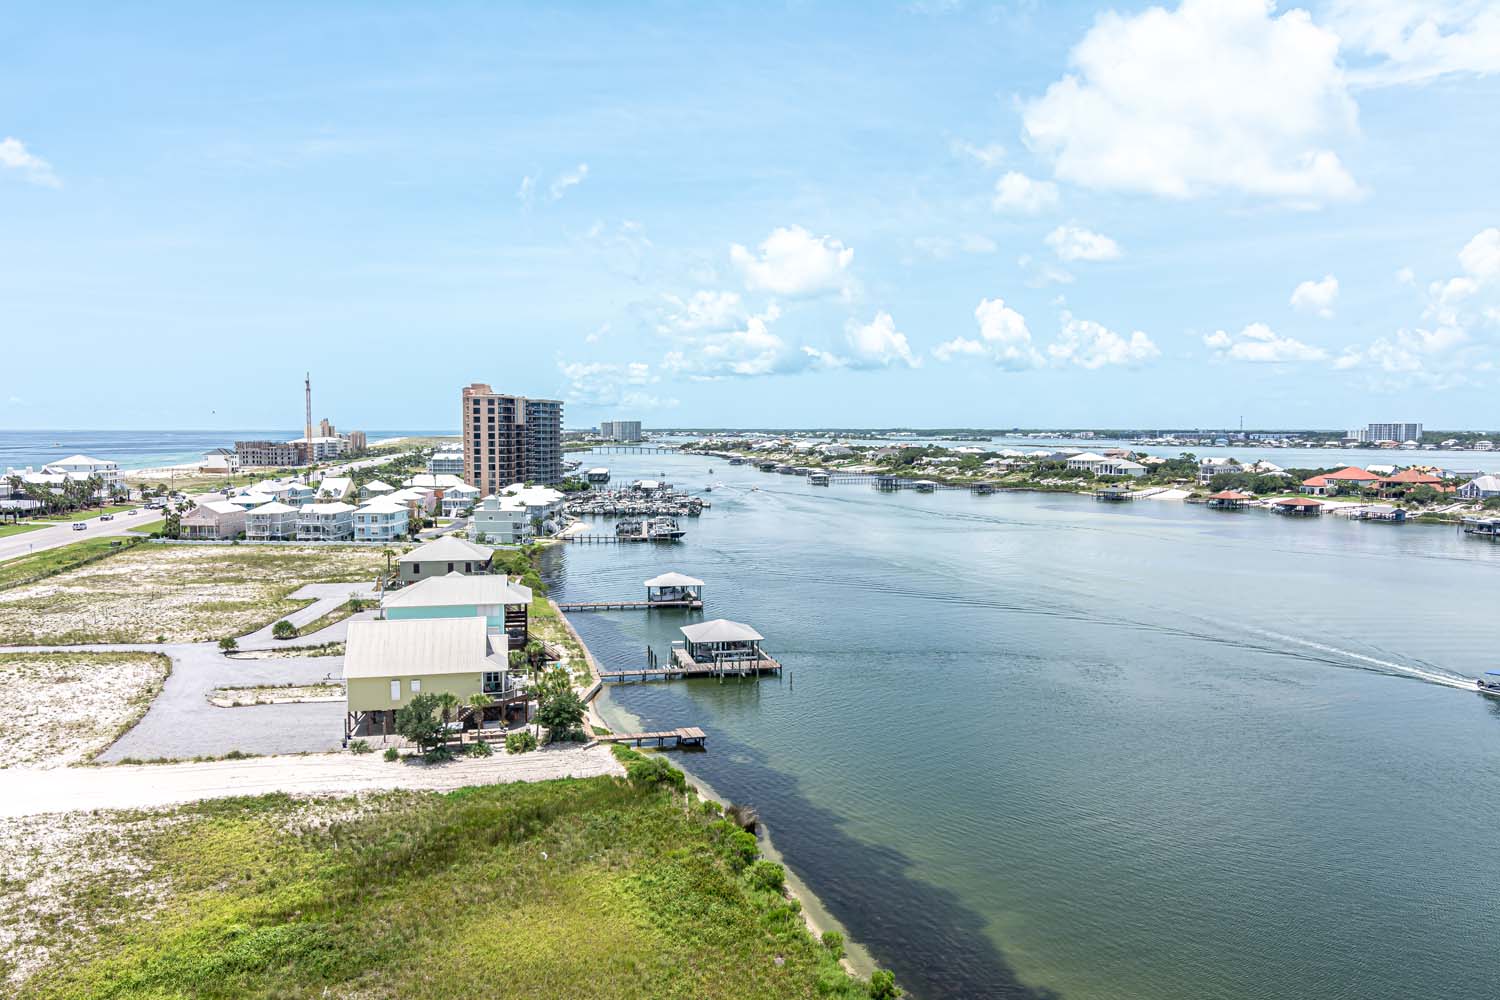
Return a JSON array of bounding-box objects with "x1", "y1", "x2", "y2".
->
[
  {"x1": 1205, "y1": 322, "x2": 1328, "y2": 362},
  {"x1": 559, "y1": 359, "x2": 676, "y2": 409},
  {"x1": 992, "y1": 172, "x2": 1060, "y2": 214},
  {"x1": 1021, "y1": 0, "x2": 1360, "y2": 203},
  {"x1": 0, "y1": 137, "x2": 60, "y2": 188},
  {"x1": 1045, "y1": 225, "x2": 1121, "y2": 261},
  {"x1": 660, "y1": 305, "x2": 807, "y2": 380},
  {"x1": 1458, "y1": 227, "x2": 1500, "y2": 281},
  {"x1": 656, "y1": 290, "x2": 745, "y2": 336},
  {"x1": 841, "y1": 312, "x2": 920, "y2": 369},
  {"x1": 1049, "y1": 314, "x2": 1160, "y2": 368},
  {"x1": 730, "y1": 226, "x2": 855, "y2": 298},
  {"x1": 1326, "y1": 0, "x2": 1500, "y2": 85},
  {"x1": 1290, "y1": 274, "x2": 1339, "y2": 317},
  {"x1": 933, "y1": 298, "x2": 1045, "y2": 369}
]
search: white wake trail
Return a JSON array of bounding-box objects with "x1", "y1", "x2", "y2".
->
[{"x1": 1250, "y1": 628, "x2": 1476, "y2": 690}]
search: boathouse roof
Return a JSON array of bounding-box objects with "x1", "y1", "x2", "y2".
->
[
  {"x1": 644, "y1": 572, "x2": 704, "y2": 588},
  {"x1": 681, "y1": 619, "x2": 763, "y2": 643}
]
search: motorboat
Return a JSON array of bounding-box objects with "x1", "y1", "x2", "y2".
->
[{"x1": 1477, "y1": 670, "x2": 1500, "y2": 695}]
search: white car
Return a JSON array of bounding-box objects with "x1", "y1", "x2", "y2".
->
[{"x1": 72, "y1": 522, "x2": 87, "y2": 531}]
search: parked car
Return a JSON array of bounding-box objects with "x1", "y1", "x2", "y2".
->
[
  {"x1": 72, "y1": 522, "x2": 87, "y2": 531},
  {"x1": 126, "y1": 509, "x2": 137, "y2": 516},
  {"x1": 100, "y1": 514, "x2": 114, "y2": 521}
]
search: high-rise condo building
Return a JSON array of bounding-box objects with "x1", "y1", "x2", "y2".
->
[
  {"x1": 461, "y1": 383, "x2": 564, "y2": 495},
  {"x1": 600, "y1": 419, "x2": 643, "y2": 442},
  {"x1": 1353, "y1": 422, "x2": 1423, "y2": 443}
]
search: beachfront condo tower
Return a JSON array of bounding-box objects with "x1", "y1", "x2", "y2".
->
[{"x1": 461, "y1": 383, "x2": 564, "y2": 495}]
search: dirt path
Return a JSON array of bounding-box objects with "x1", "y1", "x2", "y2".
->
[{"x1": 0, "y1": 744, "x2": 624, "y2": 817}]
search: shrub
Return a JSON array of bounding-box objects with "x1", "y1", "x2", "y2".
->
[
  {"x1": 271, "y1": 620, "x2": 296, "y2": 640},
  {"x1": 536, "y1": 688, "x2": 586, "y2": 743},
  {"x1": 383, "y1": 747, "x2": 399, "y2": 762},
  {"x1": 466, "y1": 739, "x2": 494, "y2": 757},
  {"x1": 349, "y1": 740, "x2": 372, "y2": 754},
  {"x1": 626, "y1": 754, "x2": 686, "y2": 793},
  {"x1": 218, "y1": 637, "x2": 238, "y2": 651},
  {"x1": 822, "y1": 930, "x2": 845, "y2": 959},
  {"x1": 868, "y1": 970, "x2": 901, "y2": 999},
  {"x1": 699, "y1": 799, "x2": 724, "y2": 816},
  {"x1": 423, "y1": 745, "x2": 454, "y2": 764},
  {"x1": 394, "y1": 692, "x2": 446, "y2": 752},
  {"x1": 505, "y1": 730, "x2": 538, "y2": 755},
  {"x1": 720, "y1": 827, "x2": 759, "y2": 873},
  {"x1": 746, "y1": 859, "x2": 785, "y2": 894},
  {"x1": 223, "y1": 749, "x2": 251, "y2": 760}
]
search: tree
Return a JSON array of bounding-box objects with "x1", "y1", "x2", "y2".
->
[
  {"x1": 162, "y1": 506, "x2": 183, "y2": 539},
  {"x1": 394, "y1": 692, "x2": 447, "y2": 752},
  {"x1": 468, "y1": 692, "x2": 492, "y2": 731},
  {"x1": 272, "y1": 619, "x2": 297, "y2": 640},
  {"x1": 868, "y1": 970, "x2": 901, "y2": 999},
  {"x1": 218, "y1": 637, "x2": 238, "y2": 651},
  {"x1": 536, "y1": 687, "x2": 585, "y2": 742},
  {"x1": 433, "y1": 690, "x2": 461, "y2": 725}
]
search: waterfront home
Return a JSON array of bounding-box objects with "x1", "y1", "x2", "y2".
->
[
  {"x1": 440, "y1": 483, "x2": 480, "y2": 517},
  {"x1": 359, "y1": 479, "x2": 396, "y2": 500},
  {"x1": 1321, "y1": 467, "x2": 1382, "y2": 493},
  {"x1": 353, "y1": 497, "x2": 410, "y2": 542},
  {"x1": 470, "y1": 494, "x2": 532, "y2": 545},
  {"x1": 342, "y1": 616, "x2": 516, "y2": 740},
  {"x1": 678, "y1": 619, "x2": 767, "y2": 664},
  {"x1": 383, "y1": 571, "x2": 532, "y2": 647},
  {"x1": 1458, "y1": 475, "x2": 1500, "y2": 500},
  {"x1": 1272, "y1": 497, "x2": 1324, "y2": 516},
  {"x1": 1197, "y1": 457, "x2": 1245, "y2": 485},
  {"x1": 500, "y1": 483, "x2": 567, "y2": 520},
  {"x1": 645, "y1": 572, "x2": 705, "y2": 606},
  {"x1": 1300, "y1": 475, "x2": 1331, "y2": 496},
  {"x1": 244, "y1": 501, "x2": 301, "y2": 540},
  {"x1": 397, "y1": 535, "x2": 494, "y2": 583},
  {"x1": 199, "y1": 447, "x2": 240, "y2": 474},
  {"x1": 296, "y1": 502, "x2": 356, "y2": 541},
  {"x1": 43, "y1": 454, "x2": 122, "y2": 490},
  {"x1": 317, "y1": 476, "x2": 353, "y2": 501},
  {"x1": 180, "y1": 500, "x2": 247, "y2": 539},
  {"x1": 1067, "y1": 453, "x2": 1146, "y2": 477},
  {"x1": 1377, "y1": 468, "x2": 1445, "y2": 496},
  {"x1": 1205, "y1": 490, "x2": 1253, "y2": 509}
]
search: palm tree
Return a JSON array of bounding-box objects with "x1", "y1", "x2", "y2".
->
[
  {"x1": 434, "y1": 691, "x2": 461, "y2": 725},
  {"x1": 468, "y1": 692, "x2": 492, "y2": 734}
]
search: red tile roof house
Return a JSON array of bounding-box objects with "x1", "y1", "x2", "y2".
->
[
  {"x1": 1317, "y1": 467, "x2": 1383, "y2": 495},
  {"x1": 1377, "y1": 468, "x2": 1447, "y2": 497},
  {"x1": 1300, "y1": 475, "x2": 1331, "y2": 496}
]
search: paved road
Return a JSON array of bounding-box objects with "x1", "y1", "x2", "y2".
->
[
  {"x1": 0, "y1": 744, "x2": 623, "y2": 817},
  {"x1": 0, "y1": 509, "x2": 162, "y2": 563}
]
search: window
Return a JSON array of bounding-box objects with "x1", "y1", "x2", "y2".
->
[
  {"x1": 390, "y1": 680, "x2": 400, "y2": 701},
  {"x1": 410, "y1": 679, "x2": 421, "y2": 693},
  {"x1": 447, "y1": 562, "x2": 454, "y2": 573},
  {"x1": 412, "y1": 563, "x2": 420, "y2": 575}
]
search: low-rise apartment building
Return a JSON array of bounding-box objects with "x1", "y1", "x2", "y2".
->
[{"x1": 470, "y1": 494, "x2": 532, "y2": 545}]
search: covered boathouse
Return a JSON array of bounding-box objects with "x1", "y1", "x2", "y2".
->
[{"x1": 644, "y1": 571, "x2": 705, "y2": 607}]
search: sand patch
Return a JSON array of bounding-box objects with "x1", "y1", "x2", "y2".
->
[{"x1": 0, "y1": 652, "x2": 170, "y2": 768}]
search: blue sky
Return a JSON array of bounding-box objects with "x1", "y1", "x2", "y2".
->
[{"x1": 3, "y1": 1, "x2": 1499, "y2": 431}]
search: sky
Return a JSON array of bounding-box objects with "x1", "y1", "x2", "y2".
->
[{"x1": 3, "y1": 0, "x2": 1500, "y2": 432}]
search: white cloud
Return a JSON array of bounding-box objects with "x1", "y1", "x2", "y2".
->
[
  {"x1": 661, "y1": 304, "x2": 804, "y2": 380},
  {"x1": 1290, "y1": 274, "x2": 1339, "y2": 317},
  {"x1": 842, "y1": 312, "x2": 920, "y2": 369},
  {"x1": 1018, "y1": 254, "x2": 1075, "y2": 287},
  {"x1": 992, "y1": 172, "x2": 1060, "y2": 214},
  {"x1": 559, "y1": 359, "x2": 676, "y2": 409},
  {"x1": 1021, "y1": 0, "x2": 1360, "y2": 203},
  {"x1": 549, "y1": 163, "x2": 589, "y2": 201},
  {"x1": 1396, "y1": 266, "x2": 1416, "y2": 285},
  {"x1": 1327, "y1": 1, "x2": 1500, "y2": 85},
  {"x1": 0, "y1": 137, "x2": 60, "y2": 188},
  {"x1": 730, "y1": 225, "x2": 855, "y2": 298},
  {"x1": 1205, "y1": 322, "x2": 1328, "y2": 362},
  {"x1": 1458, "y1": 227, "x2": 1500, "y2": 282},
  {"x1": 516, "y1": 175, "x2": 535, "y2": 203},
  {"x1": 1045, "y1": 225, "x2": 1121, "y2": 262},
  {"x1": 952, "y1": 139, "x2": 1007, "y2": 168},
  {"x1": 656, "y1": 290, "x2": 745, "y2": 336},
  {"x1": 933, "y1": 298, "x2": 1044, "y2": 369},
  {"x1": 914, "y1": 234, "x2": 998, "y2": 259},
  {"x1": 1050, "y1": 314, "x2": 1160, "y2": 368}
]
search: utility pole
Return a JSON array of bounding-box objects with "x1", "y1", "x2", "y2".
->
[{"x1": 304, "y1": 372, "x2": 314, "y2": 468}]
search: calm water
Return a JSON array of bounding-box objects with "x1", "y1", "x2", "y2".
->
[
  {"x1": 0, "y1": 429, "x2": 451, "y2": 472},
  {"x1": 551, "y1": 450, "x2": 1500, "y2": 1000}
]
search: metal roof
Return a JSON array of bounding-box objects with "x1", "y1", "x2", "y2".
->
[
  {"x1": 680, "y1": 619, "x2": 763, "y2": 643},
  {"x1": 343, "y1": 617, "x2": 491, "y2": 679},
  {"x1": 397, "y1": 536, "x2": 494, "y2": 564},
  {"x1": 382, "y1": 571, "x2": 532, "y2": 609},
  {"x1": 644, "y1": 571, "x2": 704, "y2": 588}
]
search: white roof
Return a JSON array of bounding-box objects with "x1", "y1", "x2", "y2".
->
[
  {"x1": 228, "y1": 492, "x2": 275, "y2": 507},
  {"x1": 247, "y1": 501, "x2": 299, "y2": 514},
  {"x1": 1466, "y1": 475, "x2": 1500, "y2": 490},
  {"x1": 386, "y1": 487, "x2": 432, "y2": 502},
  {"x1": 319, "y1": 476, "x2": 352, "y2": 496},
  {"x1": 358, "y1": 497, "x2": 410, "y2": 514},
  {"x1": 444, "y1": 483, "x2": 480, "y2": 495},
  {"x1": 397, "y1": 536, "x2": 494, "y2": 564},
  {"x1": 301, "y1": 502, "x2": 355, "y2": 515},
  {"x1": 405, "y1": 473, "x2": 467, "y2": 489},
  {"x1": 343, "y1": 617, "x2": 491, "y2": 679},
  {"x1": 681, "y1": 619, "x2": 763, "y2": 643},
  {"x1": 188, "y1": 500, "x2": 244, "y2": 516},
  {"x1": 644, "y1": 571, "x2": 704, "y2": 588},
  {"x1": 1068, "y1": 453, "x2": 1110, "y2": 463},
  {"x1": 50, "y1": 454, "x2": 114, "y2": 467},
  {"x1": 383, "y1": 571, "x2": 532, "y2": 609},
  {"x1": 362, "y1": 480, "x2": 395, "y2": 492}
]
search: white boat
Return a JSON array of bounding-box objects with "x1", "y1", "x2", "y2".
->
[{"x1": 1477, "y1": 670, "x2": 1500, "y2": 695}]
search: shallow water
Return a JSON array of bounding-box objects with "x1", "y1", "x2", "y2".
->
[{"x1": 552, "y1": 451, "x2": 1500, "y2": 1000}]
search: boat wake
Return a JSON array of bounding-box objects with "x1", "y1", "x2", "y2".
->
[{"x1": 1246, "y1": 628, "x2": 1476, "y2": 691}]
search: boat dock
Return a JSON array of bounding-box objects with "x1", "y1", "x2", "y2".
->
[
  {"x1": 598, "y1": 651, "x2": 782, "y2": 682},
  {"x1": 597, "y1": 726, "x2": 707, "y2": 748},
  {"x1": 556, "y1": 598, "x2": 703, "y2": 611}
]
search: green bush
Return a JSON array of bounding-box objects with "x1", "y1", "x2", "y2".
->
[
  {"x1": 349, "y1": 740, "x2": 372, "y2": 755},
  {"x1": 382, "y1": 747, "x2": 399, "y2": 762},
  {"x1": 466, "y1": 739, "x2": 494, "y2": 757},
  {"x1": 271, "y1": 620, "x2": 296, "y2": 640},
  {"x1": 713, "y1": 825, "x2": 759, "y2": 873},
  {"x1": 699, "y1": 799, "x2": 724, "y2": 816},
  {"x1": 746, "y1": 859, "x2": 785, "y2": 894},
  {"x1": 626, "y1": 754, "x2": 687, "y2": 792},
  {"x1": 505, "y1": 730, "x2": 538, "y2": 755},
  {"x1": 218, "y1": 637, "x2": 238, "y2": 651},
  {"x1": 868, "y1": 969, "x2": 901, "y2": 999},
  {"x1": 821, "y1": 930, "x2": 845, "y2": 959},
  {"x1": 423, "y1": 745, "x2": 454, "y2": 764}
]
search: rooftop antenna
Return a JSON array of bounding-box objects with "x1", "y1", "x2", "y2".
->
[{"x1": 304, "y1": 372, "x2": 313, "y2": 464}]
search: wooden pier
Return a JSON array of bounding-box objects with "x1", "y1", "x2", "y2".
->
[
  {"x1": 598, "y1": 650, "x2": 782, "y2": 682},
  {"x1": 597, "y1": 726, "x2": 706, "y2": 748},
  {"x1": 555, "y1": 598, "x2": 703, "y2": 611}
]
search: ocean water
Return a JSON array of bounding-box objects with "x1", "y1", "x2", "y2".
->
[
  {"x1": 0, "y1": 430, "x2": 453, "y2": 472},
  {"x1": 551, "y1": 450, "x2": 1500, "y2": 1000}
]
